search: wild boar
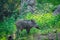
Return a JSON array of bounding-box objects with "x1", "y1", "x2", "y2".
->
[{"x1": 16, "y1": 19, "x2": 39, "y2": 33}]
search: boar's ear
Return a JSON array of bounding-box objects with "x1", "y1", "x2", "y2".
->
[{"x1": 31, "y1": 19, "x2": 35, "y2": 23}]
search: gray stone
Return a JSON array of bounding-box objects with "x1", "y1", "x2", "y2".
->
[{"x1": 53, "y1": 5, "x2": 60, "y2": 15}]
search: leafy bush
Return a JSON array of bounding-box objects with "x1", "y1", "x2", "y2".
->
[
  {"x1": 25, "y1": 13, "x2": 60, "y2": 30},
  {"x1": 37, "y1": 0, "x2": 60, "y2": 5},
  {"x1": 0, "y1": 37, "x2": 6, "y2": 40},
  {"x1": 0, "y1": 17, "x2": 16, "y2": 38},
  {"x1": 35, "y1": 3, "x2": 55, "y2": 14}
]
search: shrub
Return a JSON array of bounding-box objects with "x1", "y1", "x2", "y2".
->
[{"x1": 25, "y1": 13, "x2": 59, "y2": 30}]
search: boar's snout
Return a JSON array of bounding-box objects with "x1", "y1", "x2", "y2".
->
[
  {"x1": 34, "y1": 24, "x2": 40, "y2": 29},
  {"x1": 36, "y1": 27, "x2": 40, "y2": 29}
]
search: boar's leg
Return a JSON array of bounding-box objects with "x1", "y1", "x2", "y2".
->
[{"x1": 26, "y1": 28, "x2": 31, "y2": 34}]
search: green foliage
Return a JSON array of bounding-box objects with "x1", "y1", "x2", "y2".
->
[
  {"x1": 25, "y1": 13, "x2": 60, "y2": 30},
  {"x1": 0, "y1": 37, "x2": 6, "y2": 40},
  {"x1": 35, "y1": 3, "x2": 55, "y2": 14},
  {"x1": 0, "y1": 17, "x2": 16, "y2": 38},
  {"x1": 30, "y1": 28, "x2": 40, "y2": 34},
  {"x1": 37, "y1": 0, "x2": 60, "y2": 5},
  {"x1": 0, "y1": 0, "x2": 20, "y2": 21}
]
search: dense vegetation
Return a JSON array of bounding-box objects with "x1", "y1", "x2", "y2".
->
[{"x1": 0, "y1": 0, "x2": 60, "y2": 40}]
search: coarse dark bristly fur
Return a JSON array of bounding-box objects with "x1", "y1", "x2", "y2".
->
[{"x1": 16, "y1": 19, "x2": 39, "y2": 34}]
